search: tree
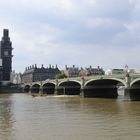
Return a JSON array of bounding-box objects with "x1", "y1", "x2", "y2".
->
[{"x1": 55, "y1": 72, "x2": 67, "y2": 79}]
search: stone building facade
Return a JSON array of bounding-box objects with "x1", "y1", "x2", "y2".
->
[
  {"x1": 21, "y1": 64, "x2": 61, "y2": 83},
  {"x1": 64, "y1": 65, "x2": 105, "y2": 78},
  {"x1": 64, "y1": 65, "x2": 80, "y2": 77},
  {"x1": 84, "y1": 66, "x2": 104, "y2": 76}
]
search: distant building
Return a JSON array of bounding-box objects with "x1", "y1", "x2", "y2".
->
[
  {"x1": 64, "y1": 65, "x2": 80, "y2": 77},
  {"x1": 134, "y1": 69, "x2": 140, "y2": 74},
  {"x1": 0, "y1": 29, "x2": 13, "y2": 81},
  {"x1": 79, "y1": 67, "x2": 87, "y2": 77},
  {"x1": 64, "y1": 65, "x2": 104, "y2": 77},
  {"x1": 79, "y1": 66, "x2": 104, "y2": 76},
  {"x1": 11, "y1": 70, "x2": 22, "y2": 84},
  {"x1": 105, "y1": 69, "x2": 125, "y2": 75},
  {"x1": 21, "y1": 64, "x2": 61, "y2": 83},
  {"x1": 85, "y1": 66, "x2": 104, "y2": 76}
]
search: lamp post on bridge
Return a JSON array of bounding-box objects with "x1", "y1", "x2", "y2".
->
[{"x1": 125, "y1": 65, "x2": 131, "y2": 88}]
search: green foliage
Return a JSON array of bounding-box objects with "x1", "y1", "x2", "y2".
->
[{"x1": 55, "y1": 73, "x2": 67, "y2": 79}]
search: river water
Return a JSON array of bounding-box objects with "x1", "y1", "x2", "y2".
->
[{"x1": 0, "y1": 93, "x2": 140, "y2": 140}]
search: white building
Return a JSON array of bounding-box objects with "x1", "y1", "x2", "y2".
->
[
  {"x1": 134, "y1": 70, "x2": 140, "y2": 74},
  {"x1": 105, "y1": 68, "x2": 136, "y2": 75},
  {"x1": 105, "y1": 69, "x2": 125, "y2": 75},
  {"x1": 11, "y1": 70, "x2": 22, "y2": 84}
]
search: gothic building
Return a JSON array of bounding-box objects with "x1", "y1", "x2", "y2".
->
[
  {"x1": 0, "y1": 29, "x2": 13, "y2": 81},
  {"x1": 22, "y1": 64, "x2": 61, "y2": 83}
]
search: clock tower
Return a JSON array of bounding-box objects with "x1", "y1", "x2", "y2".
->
[{"x1": 0, "y1": 29, "x2": 13, "y2": 81}]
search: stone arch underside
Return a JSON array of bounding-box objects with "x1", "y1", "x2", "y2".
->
[
  {"x1": 24, "y1": 85, "x2": 30, "y2": 93},
  {"x1": 84, "y1": 79, "x2": 125, "y2": 98},
  {"x1": 31, "y1": 84, "x2": 40, "y2": 93},
  {"x1": 43, "y1": 83, "x2": 55, "y2": 94},
  {"x1": 131, "y1": 79, "x2": 140, "y2": 88},
  {"x1": 58, "y1": 81, "x2": 81, "y2": 95},
  {"x1": 129, "y1": 79, "x2": 140, "y2": 100}
]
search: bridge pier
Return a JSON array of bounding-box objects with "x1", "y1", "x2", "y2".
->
[
  {"x1": 124, "y1": 88, "x2": 140, "y2": 101},
  {"x1": 124, "y1": 73, "x2": 131, "y2": 100},
  {"x1": 54, "y1": 87, "x2": 58, "y2": 95},
  {"x1": 29, "y1": 86, "x2": 32, "y2": 94},
  {"x1": 80, "y1": 88, "x2": 84, "y2": 97},
  {"x1": 39, "y1": 86, "x2": 43, "y2": 95},
  {"x1": 54, "y1": 79, "x2": 58, "y2": 95},
  {"x1": 80, "y1": 77, "x2": 85, "y2": 97},
  {"x1": 124, "y1": 88, "x2": 130, "y2": 100}
]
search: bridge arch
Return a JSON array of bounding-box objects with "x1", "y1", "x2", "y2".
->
[
  {"x1": 58, "y1": 80, "x2": 81, "y2": 86},
  {"x1": 58, "y1": 80, "x2": 81, "y2": 95},
  {"x1": 84, "y1": 78, "x2": 125, "y2": 98},
  {"x1": 85, "y1": 78, "x2": 126, "y2": 87},
  {"x1": 42, "y1": 82, "x2": 55, "y2": 94},
  {"x1": 130, "y1": 78, "x2": 140, "y2": 88},
  {"x1": 31, "y1": 84, "x2": 40, "y2": 93},
  {"x1": 128, "y1": 78, "x2": 140, "y2": 100},
  {"x1": 24, "y1": 84, "x2": 31, "y2": 93}
]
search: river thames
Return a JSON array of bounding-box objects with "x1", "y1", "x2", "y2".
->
[{"x1": 0, "y1": 93, "x2": 140, "y2": 140}]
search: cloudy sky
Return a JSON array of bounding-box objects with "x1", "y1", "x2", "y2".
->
[{"x1": 0, "y1": 0, "x2": 140, "y2": 72}]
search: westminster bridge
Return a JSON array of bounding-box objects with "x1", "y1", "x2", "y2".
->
[{"x1": 22, "y1": 73, "x2": 140, "y2": 100}]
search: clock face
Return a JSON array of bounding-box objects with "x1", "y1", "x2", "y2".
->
[{"x1": 4, "y1": 51, "x2": 9, "y2": 56}]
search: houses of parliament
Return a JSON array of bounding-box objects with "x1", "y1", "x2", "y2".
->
[{"x1": 0, "y1": 29, "x2": 13, "y2": 81}]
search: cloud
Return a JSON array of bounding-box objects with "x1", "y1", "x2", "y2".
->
[{"x1": 0, "y1": 0, "x2": 140, "y2": 72}]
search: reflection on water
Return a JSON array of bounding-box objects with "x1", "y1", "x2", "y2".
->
[
  {"x1": 0, "y1": 94, "x2": 15, "y2": 140},
  {"x1": 0, "y1": 93, "x2": 140, "y2": 140}
]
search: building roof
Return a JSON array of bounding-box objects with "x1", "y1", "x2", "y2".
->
[{"x1": 23, "y1": 65, "x2": 60, "y2": 74}]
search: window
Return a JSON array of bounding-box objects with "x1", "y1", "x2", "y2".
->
[{"x1": 4, "y1": 51, "x2": 9, "y2": 56}]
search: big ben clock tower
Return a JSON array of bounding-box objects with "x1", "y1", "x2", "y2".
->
[{"x1": 0, "y1": 29, "x2": 13, "y2": 81}]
